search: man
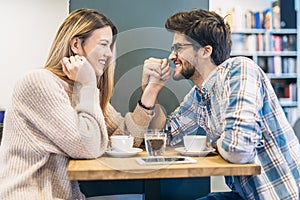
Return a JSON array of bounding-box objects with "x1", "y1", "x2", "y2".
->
[{"x1": 143, "y1": 9, "x2": 300, "y2": 200}]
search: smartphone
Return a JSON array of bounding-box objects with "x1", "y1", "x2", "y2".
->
[{"x1": 135, "y1": 156, "x2": 197, "y2": 165}]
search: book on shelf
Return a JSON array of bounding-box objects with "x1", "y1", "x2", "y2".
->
[
  {"x1": 265, "y1": 57, "x2": 297, "y2": 75},
  {"x1": 245, "y1": 8, "x2": 274, "y2": 30},
  {"x1": 232, "y1": 33, "x2": 297, "y2": 53},
  {"x1": 272, "y1": 1, "x2": 281, "y2": 29},
  {"x1": 273, "y1": 56, "x2": 282, "y2": 75},
  {"x1": 257, "y1": 57, "x2": 268, "y2": 73},
  {"x1": 229, "y1": 1, "x2": 296, "y2": 30},
  {"x1": 288, "y1": 35, "x2": 297, "y2": 51},
  {"x1": 253, "y1": 11, "x2": 262, "y2": 29},
  {"x1": 283, "y1": 83, "x2": 297, "y2": 101},
  {"x1": 246, "y1": 35, "x2": 257, "y2": 52},
  {"x1": 245, "y1": 10, "x2": 254, "y2": 29},
  {"x1": 272, "y1": 35, "x2": 297, "y2": 52},
  {"x1": 231, "y1": 34, "x2": 246, "y2": 52},
  {"x1": 272, "y1": 35, "x2": 282, "y2": 51},
  {"x1": 279, "y1": 0, "x2": 297, "y2": 29},
  {"x1": 273, "y1": 82, "x2": 297, "y2": 101},
  {"x1": 282, "y1": 57, "x2": 296, "y2": 74},
  {"x1": 264, "y1": 8, "x2": 273, "y2": 30},
  {"x1": 267, "y1": 57, "x2": 274, "y2": 73}
]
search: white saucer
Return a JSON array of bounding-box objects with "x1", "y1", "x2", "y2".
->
[
  {"x1": 175, "y1": 147, "x2": 216, "y2": 157},
  {"x1": 106, "y1": 148, "x2": 143, "y2": 158}
]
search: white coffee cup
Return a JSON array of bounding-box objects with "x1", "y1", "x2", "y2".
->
[
  {"x1": 110, "y1": 135, "x2": 134, "y2": 152},
  {"x1": 183, "y1": 135, "x2": 206, "y2": 152}
]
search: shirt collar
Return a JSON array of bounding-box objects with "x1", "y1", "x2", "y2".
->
[{"x1": 198, "y1": 68, "x2": 217, "y2": 94}]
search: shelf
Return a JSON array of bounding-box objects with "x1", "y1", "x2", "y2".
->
[
  {"x1": 267, "y1": 73, "x2": 298, "y2": 79},
  {"x1": 211, "y1": 0, "x2": 300, "y2": 124},
  {"x1": 232, "y1": 29, "x2": 297, "y2": 34},
  {"x1": 230, "y1": 28, "x2": 299, "y2": 123},
  {"x1": 279, "y1": 101, "x2": 298, "y2": 107},
  {"x1": 231, "y1": 51, "x2": 297, "y2": 57},
  {"x1": 230, "y1": 52, "x2": 257, "y2": 57}
]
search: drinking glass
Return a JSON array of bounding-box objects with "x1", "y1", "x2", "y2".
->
[{"x1": 144, "y1": 129, "x2": 166, "y2": 157}]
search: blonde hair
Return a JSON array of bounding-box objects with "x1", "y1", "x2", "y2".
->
[{"x1": 44, "y1": 8, "x2": 117, "y2": 116}]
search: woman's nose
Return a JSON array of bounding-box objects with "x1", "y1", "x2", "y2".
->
[{"x1": 105, "y1": 48, "x2": 113, "y2": 58}]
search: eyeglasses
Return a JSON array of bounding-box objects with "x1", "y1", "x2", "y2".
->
[{"x1": 171, "y1": 43, "x2": 194, "y2": 54}]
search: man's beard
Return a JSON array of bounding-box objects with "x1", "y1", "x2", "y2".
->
[{"x1": 173, "y1": 61, "x2": 195, "y2": 81}]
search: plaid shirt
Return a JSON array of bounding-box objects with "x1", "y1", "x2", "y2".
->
[{"x1": 167, "y1": 57, "x2": 300, "y2": 199}]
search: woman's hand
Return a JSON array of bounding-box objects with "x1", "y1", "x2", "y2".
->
[
  {"x1": 61, "y1": 55, "x2": 97, "y2": 86},
  {"x1": 140, "y1": 58, "x2": 171, "y2": 109},
  {"x1": 142, "y1": 58, "x2": 171, "y2": 92}
]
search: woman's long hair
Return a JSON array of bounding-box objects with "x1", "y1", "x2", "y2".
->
[{"x1": 44, "y1": 8, "x2": 118, "y2": 116}]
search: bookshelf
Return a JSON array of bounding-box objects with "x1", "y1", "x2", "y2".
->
[{"x1": 210, "y1": 0, "x2": 300, "y2": 125}]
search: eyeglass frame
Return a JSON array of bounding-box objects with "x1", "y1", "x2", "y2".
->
[{"x1": 171, "y1": 43, "x2": 194, "y2": 54}]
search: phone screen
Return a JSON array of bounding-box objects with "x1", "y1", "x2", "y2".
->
[
  {"x1": 142, "y1": 157, "x2": 186, "y2": 163},
  {"x1": 135, "y1": 156, "x2": 197, "y2": 165}
]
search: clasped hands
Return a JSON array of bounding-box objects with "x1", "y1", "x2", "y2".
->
[{"x1": 142, "y1": 57, "x2": 172, "y2": 92}]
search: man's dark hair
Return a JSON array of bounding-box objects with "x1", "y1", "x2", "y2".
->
[{"x1": 165, "y1": 9, "x2": 232, "y2": 65}]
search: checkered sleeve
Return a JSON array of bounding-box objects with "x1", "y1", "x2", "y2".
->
[{"x1": 167, "y1": 87, "x2": 202, "y2": 146}]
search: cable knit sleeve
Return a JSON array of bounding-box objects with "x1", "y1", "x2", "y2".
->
[
  {"x1": 13, "y1": 69, "x2": 108, "y2": 159},
  {"x1": 105, "y1": 103, "x2": 155, "y2": 147}
]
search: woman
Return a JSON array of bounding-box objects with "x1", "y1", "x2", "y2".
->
[{"x1": 0, "y1": 8, "x2": 170, "y2": 199}]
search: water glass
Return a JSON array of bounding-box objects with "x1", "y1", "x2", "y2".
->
[{"x1": 144, "y1": 130, "x2": 166, "y2": 157}]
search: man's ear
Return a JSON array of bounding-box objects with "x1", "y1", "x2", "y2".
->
[
  {"x1": 202, "y1": 45, "x2": 213, "y2": 57},
  {"x1": 70, "y1": 37, "x2": 81, "y2": 55}
]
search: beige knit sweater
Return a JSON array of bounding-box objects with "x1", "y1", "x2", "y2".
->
[{"x1": 0, "y1": 69, "x2": 161, "y2": 200}]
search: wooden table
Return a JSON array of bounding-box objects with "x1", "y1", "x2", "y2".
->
[{"x1": 68, "y1": 148, "x2": 261, "y2": 181}]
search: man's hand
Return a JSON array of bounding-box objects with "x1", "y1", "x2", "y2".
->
[{"x1": 142, "y1": 57, "x2": 171, "y2": 91}]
